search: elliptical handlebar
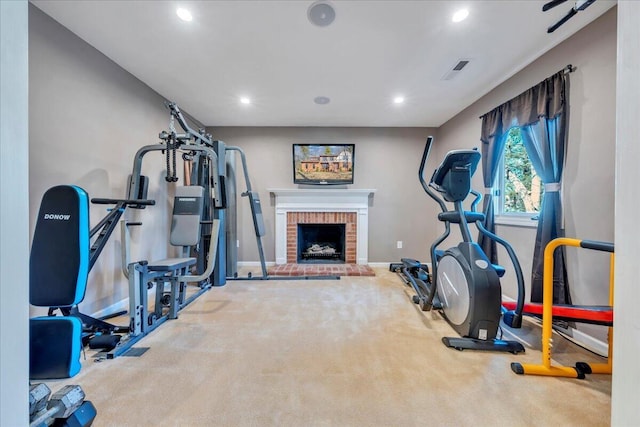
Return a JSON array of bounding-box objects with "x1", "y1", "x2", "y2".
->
[
  {"x1": 419, "y1": 136, "x2": 448, "y2": 213},
  {"x1": 469, "y1": 189, "x2": 482, "y2": 213}
]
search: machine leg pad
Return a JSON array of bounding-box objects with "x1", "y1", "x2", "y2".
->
[
  {"x1": 575, "y1": 362, "x2": 592, "y2": 375},
  {"x1": 88, "y1": 334, "x2": 121, "y2": 351},
  {"x1": 511, "y1": 362, "x2": 525, "y2": 375}
]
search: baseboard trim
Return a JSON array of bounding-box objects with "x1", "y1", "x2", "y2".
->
[
  {"x1": 238, "y1": 261, "x2": 276, "y2": 267},
  {"x1": 367, "y1": 262, "x2": 392, "y2": 268},
  {"x1": 572, "y1": 328, "x2": 608, "y2": 357},
  {"x1": 91, "y1": 298, "x2": 129, "y2": 320}
]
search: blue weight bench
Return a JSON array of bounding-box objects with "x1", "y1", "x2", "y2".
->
[
  {"x1": 30, "y1": 185, "x2": 89, "y2": 379},
  {"x1": 30, "y1": 184, "x2": 219, "y2": 365}
]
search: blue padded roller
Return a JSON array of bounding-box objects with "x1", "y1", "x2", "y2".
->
[
  {"x1": 30, "y1": 185, "x2": 89, "y2": 307},
  {"x1": 29, "y1": 316, "x2": 82, "y2": 379}
]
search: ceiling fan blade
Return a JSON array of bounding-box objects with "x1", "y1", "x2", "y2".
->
[
  {"x1": 547, "y1": 7, "x2": 578, "y2": 33},
  {"x1": 542, "y1": 0, "x2": 568, "y2": 12},
  {"x1": 575, "y1": 0, "x2": 597, "y2": 11}
]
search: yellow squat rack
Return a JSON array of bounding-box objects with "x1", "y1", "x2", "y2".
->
[{"x1": 510, "y1": 237, "x2": 614, "y2": 379}]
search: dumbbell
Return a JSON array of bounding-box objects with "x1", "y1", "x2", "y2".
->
[
  {"x1": 29, "y1": 385, "x2": 85, "y2": 427},
  {"x1": 29, "y1": 384, "x2": 51, "y2": 417}
]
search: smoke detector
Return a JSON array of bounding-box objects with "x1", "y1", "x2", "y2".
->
[{"x1": 308, "y1": 1, "x2": 336, "y2": 27}]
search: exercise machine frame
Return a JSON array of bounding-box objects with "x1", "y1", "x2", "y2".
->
[
  {"x1": 393, "y1": 136, "x2": 525, "y2": 353},
  {"x1": 509, "y1": 237, "x2": 614, "y2": 379},
  {"x1": 160, "y1": 102, "x2": 340, "y2": 282}
]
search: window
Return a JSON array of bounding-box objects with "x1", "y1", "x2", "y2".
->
[{"x1": 495, "y1": 127, "x2": 543, "y2": 227}]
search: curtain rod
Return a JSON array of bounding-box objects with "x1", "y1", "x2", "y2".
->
[{"x1": 479, "y1": 64, "x2": 575, "y2": 119}]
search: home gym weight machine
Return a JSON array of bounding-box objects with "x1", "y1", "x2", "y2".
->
[
  {"x1": 391, "y1": 136, "x2": 525, "y2": 353},
  {"x1": 96, "y1": 102, "x2": 229, "y2": 358},
  {"x1": 149, "y1": 101, "x2": 262, "y2": 285},
  {"x1": 157, "y1": 102, "x2": 339, "y2": 282}
]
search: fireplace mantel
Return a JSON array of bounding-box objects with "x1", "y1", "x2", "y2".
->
[{"x1": 268, "y1": 188, "x2": 376, "y2": 265}]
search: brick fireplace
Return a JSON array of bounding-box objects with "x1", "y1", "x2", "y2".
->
[
  {"x1": 288, "y1": 212, "x2": 356, "y2": 264},
  {"x1": 269, "y1": 188, "x2": 376, "y2": 265}
]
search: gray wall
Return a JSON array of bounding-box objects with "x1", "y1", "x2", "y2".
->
[
  {"x1": 1, "y1": 1, "x2": 29, "y2": 424},
  {"x1": 208, "y1": 127, "x2": 436, "y2": 264},
  {"x1": 29, "y1": 5, "x2": 183, "y2": 316},
  {"x1": 436, "y1": 8, "x2": 617, "y2": 344}
]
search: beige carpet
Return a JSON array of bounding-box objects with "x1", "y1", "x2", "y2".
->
[{"x1": 40, "y1": 267, "x2": 611, "y2": 426}]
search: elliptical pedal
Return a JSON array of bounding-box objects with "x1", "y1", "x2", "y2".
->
[{"x1": 442, "y1": 337, "x2": 525, "y2": 354}]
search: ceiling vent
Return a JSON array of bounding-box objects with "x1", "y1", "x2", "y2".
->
[
  {"x1": 308, "y1": 1, "x2": 336, "y2": 27},
  {"x1": 442, "y1": 59, "x2": 471, "y2": 80}
]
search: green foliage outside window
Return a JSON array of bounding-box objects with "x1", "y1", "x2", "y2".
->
[{"x1": 502, "y1": 127, "x2": 543, "y2": 214}]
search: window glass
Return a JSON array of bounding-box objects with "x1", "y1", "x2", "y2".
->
[{"x1": 498, "y1": 128, "x2": 543, "y2": 217}]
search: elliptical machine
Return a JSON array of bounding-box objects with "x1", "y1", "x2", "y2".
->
[{"x1": 397, "y1": 137, "x2": 525, "y2": 353}]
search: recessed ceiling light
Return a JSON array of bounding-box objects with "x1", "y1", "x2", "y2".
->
[
  {"x1": 452, "y1": 9, "x2": 469, "y2": 23},
  {"x1": 176, "y1": 8, "x2": 193, "y2": 22},
  {"x1": 308, "y1": 1, "x2": 336, "y2": 27},
  {"x1": 393, "y1": 96, "x2": 405, "y2": 104},
  {"x1": 240, "y1": 97, "x2": 251, "y2": 105},
  {"x1": 314, "y1": 96, "x2": 331, "y2": 105}
]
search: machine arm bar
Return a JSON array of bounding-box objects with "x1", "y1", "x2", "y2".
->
[
  {"x1": 91, "y1": 198, "x2": 155, "y2": 206},
  {"x1": 476, "y1": 220, "x2": 525, "y2": 328},
  {"x1": 580, "y1": 240, "x2": 614, "y2": 253},
  {"x1": 179, "y1": 219, "x2": 221, "y2": 283},
  {"x1": 127, "y1": 143, "x2": 220, "y2": 204},
  {"x1": 89, "y1": 204, "x2": 126, "y2": 270},
  {"x1": 226, "y1": 146, "x2": 253, "y2": 193},
  {"x1": 165, "y1": 101, "x2": 214, "y2": 147}
]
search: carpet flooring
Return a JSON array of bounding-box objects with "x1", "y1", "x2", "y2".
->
[{"x1": 38, "y1": 267, "x2": 611, "y2": 426}]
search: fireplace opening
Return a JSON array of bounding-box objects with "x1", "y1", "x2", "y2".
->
[{"x1": 297, "y1": 223, "x2": 346, "y2": 264}]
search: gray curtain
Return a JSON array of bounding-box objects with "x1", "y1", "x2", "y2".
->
[
  {"x1": 520, "y1": 115, "x2": 570, "y2": 304},
  {"x1": 479, "y1": 70, "x2": 569, "y2": 304},
  {"x1": 478, "y1": 117, "x2": 508, "y2": 265}
]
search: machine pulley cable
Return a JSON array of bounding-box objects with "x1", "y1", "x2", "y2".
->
[{"x1": 164, "y1": 115, "x2": 179, "y2": 182}]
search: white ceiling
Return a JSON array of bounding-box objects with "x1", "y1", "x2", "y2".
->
[{"x1": 32, "y1": 0, "x2": 616, "y2": 127}]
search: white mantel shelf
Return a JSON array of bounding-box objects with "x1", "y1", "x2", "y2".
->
[
  {"x1": 268, "y1": 188, "x2": 376, "y2": 194},
  {"x1": 267, "y1": 188, "x2": 376, "y2": 210},
  {"x1": 268, "y1": 188, "x2": 376, "y2": 265}
]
